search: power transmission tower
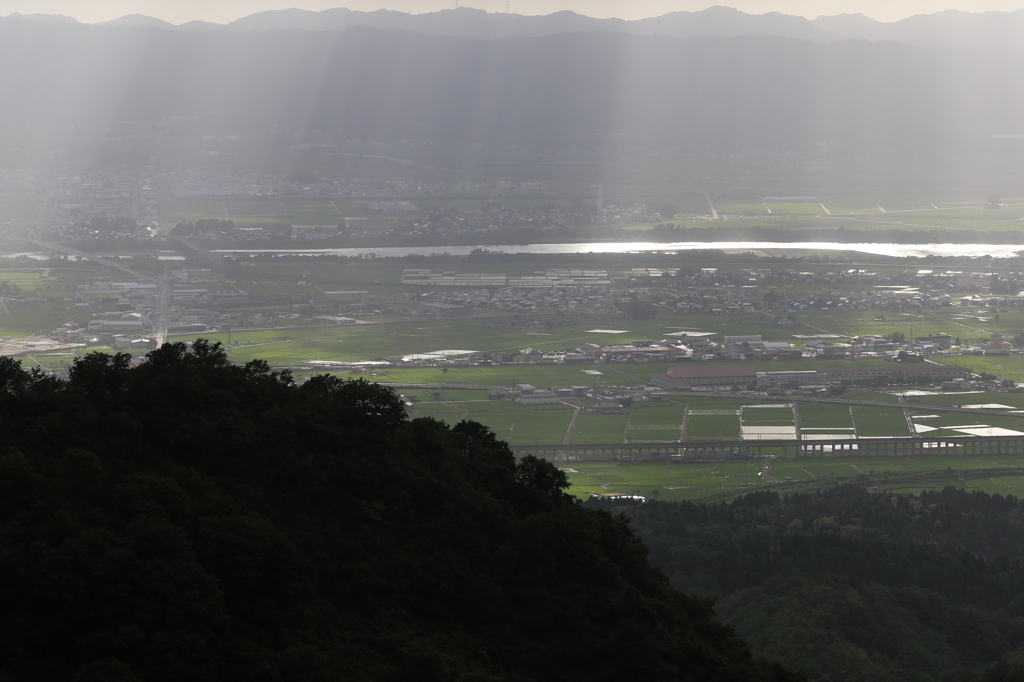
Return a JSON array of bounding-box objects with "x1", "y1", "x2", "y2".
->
[{"x1": 768, "y1": 503, "x2": 782, "y2": 562}]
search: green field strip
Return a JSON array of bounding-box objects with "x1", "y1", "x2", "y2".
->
[
  {"x1": 797, "y1": 402, "x2": 856, "y2": 429},
  {"x1": 627, "y1": 403, "x2": 685, "y2": 442},
  {"x1": 410, "y1": 403, "x2": 468, "y2": 422},
  {"x1": 641, "y1": 454, "x2": 1024, "y2": 501},
  {"x1": 842, "y1": 390, "x2": 904, "y2": 403},
  {"x1": 464, "y1": 414, "x2": 519, "y2": 440},
  {"x1": 685, "y1": 413, "x2": 741, "y2": 439},
  {"x1": 506, "y1": 404, "x2": 576, "y2": 446},
  {"x1": 682, "y1": 397, "x2": 751, "y2": 411},
  {"x1": 455, "y1": 400, "x2": 520, "y2": 416},
  {"x1": 628, "y1": 403, "x2": 685, "y2": 426},
  {"x1": 851, "y1": 405, "x2": 911, "y2": 437},
  {"x1": 741, "y1": 406, "x2": 795, "y2": 422},
  {"x1": 569, "y1": 413, "x2": 630, "y2": 444},
  {"x1": 961, "y1": 476, "x2": 1024, "y2": 496},
  {"x1": 0, "y1": 309, "x2": 80, "y2": 338},
  {"x1": 411, "y1": 389, "x2": 493, "y2": 401},
  {"x1": 564, "y1": 461, "x2": 738, "y2": 502}
]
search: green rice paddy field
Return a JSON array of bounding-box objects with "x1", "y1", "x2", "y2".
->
[
  {"x1": 406, "y1": 388, "x2": 1024, "y2": 444},
  {"x1": 564, "y1": 453, "x2": 1024, "y2": 503},
  {"x1": 398, "y1": 388, "x2": 1024, "y2": 501}
]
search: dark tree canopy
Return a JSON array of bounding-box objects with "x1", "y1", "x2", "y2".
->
[
  {"x1": 591, "y1": 485, "x2": 1024, "y2": 682},
  {"x1": 0, "y1": 341, "x2": 798, "y2": 682}
]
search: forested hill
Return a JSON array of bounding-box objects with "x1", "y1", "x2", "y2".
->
[
  {"x1": 0, "y1": 341, "x2": 798, "y2": 682},
  {"x1": 589, "y1": 487, "x2": 1024, "y2": 682}
]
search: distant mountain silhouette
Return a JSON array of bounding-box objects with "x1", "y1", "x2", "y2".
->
[
  {"x1": 97, "y1": 13, "x2": 176, "y2": 29},
  {"x1": 4, "y1": 12, "x2": 78, "y2": 24},
  {"x1": 18, "y1": 5, "x2": 1024, "y2": 54},
  {"x1": 811, "y1": 8, "x2": 1024, "y2": 50}
]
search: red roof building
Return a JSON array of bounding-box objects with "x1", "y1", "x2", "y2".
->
[{"x1": 651, "y1": 364, "x2": 757, "y2": 388}]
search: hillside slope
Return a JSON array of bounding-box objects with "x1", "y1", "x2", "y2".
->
[
  {"x1": 0, "y1": 342, "x2": 798, "y2": 681},
  {"x1": 590, "y1": 486, "x2": 1024, "y2": 681}
]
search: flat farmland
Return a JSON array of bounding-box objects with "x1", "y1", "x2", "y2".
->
[
  {"x1": 0, "y1": 309, "x2": 79, "y2": 338},
  {"x1": 686, "y1": 410, "x2": 741, "y2": 439},
  {"x1": 403, "y1": 388, "x2": 491, "y2": 401},
  {"x1": 397, "y1": 389, "x2": 1024, "y2": 448},
  {"x1": 851, "y1": 406, "x2": 912, "y2": 437},
  {"x1": 627, "y1": 403, "x2": 684, "y2": 441},
  {"x1": 768, "y1": 456, "x2": 868, "y2": 482},
  {"x1": 0, "y1": 271, "x2": 78, "y2": 300},
  {"x1": 761, "y1": 202, "x2": 824, "y2": 216},
  {"x1": 569, "y1": 413, "x2": 629, "y2": 444},
  {"x1": 200, "y1": 316, "x2": 751, "y2": 367},
  {"x1": 814, "y1": 194, "x2": 934, "y2": 213},
  {"x1": 715, "y1": 201, "x2": 771, "y2": 215},
  {"x1": 458, "y1": 400, "x2": 523, "y2": 438},
  {"x1": 934, "y1": 356, "x2": 1024, "y2": 383},
  {"x1": 413, "y1": 403, "x2": 470, "y2": 422},
  {"x1": 844, "y1": 390, "x2": 903, "y2": 403},
  {"x1": 676, "y1": 195, "x2": 1024, "y2": 235},
  {"x1": 566, "y1": 453, "x2": 1024, "y2": 503},
  {"x1": 565, "y1": 460, "x2": 760, "y2": 502},
  {"x1": 160, "y1": 197, "x2": 352, "y2": 229},
  {"x1": 506, "y1": 404, "x2": 575, "y2": 447},
  {"x1": 797, "y1": 402, "x2": 854, "y2": 429},
  {"x1": 684, "y1": 400, "x2": 756, "y2": 440},
  {"x1": 741, "y1": 405, "x2": 795, "y2": 425}
]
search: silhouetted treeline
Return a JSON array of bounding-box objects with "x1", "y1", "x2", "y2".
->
[{"x1": 0, "y1": 342, "x2": 800, "y2": 682}]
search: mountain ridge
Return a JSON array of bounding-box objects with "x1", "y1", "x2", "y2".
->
[{"x1": 7, "y1": 5, "x2": 1024, "y2": 52}]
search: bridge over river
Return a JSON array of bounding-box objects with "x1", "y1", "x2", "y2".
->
[{"x1": 511, "y1": 434, "x2": 1024, "y2": 462}]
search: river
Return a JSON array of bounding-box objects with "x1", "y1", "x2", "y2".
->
[
  {"x1": 208, "y1": 241, "x2": 1024, "y2": 259},
  {"x1": 10, "y1": 240, "x2": 1024, "y2": 261}
]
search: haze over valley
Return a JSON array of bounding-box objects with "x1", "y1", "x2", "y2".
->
[{"x1": 7, "y1": 6, "x2": 1024, "y2": 682}]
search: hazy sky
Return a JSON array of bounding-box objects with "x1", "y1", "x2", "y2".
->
[{"x1": 4, "y1": 0, "x2": 1024, "y2": 24}]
